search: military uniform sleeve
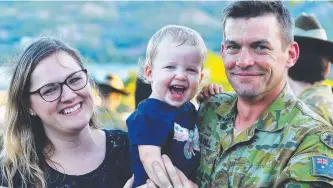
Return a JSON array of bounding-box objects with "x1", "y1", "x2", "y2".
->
[
  {"x1": 197, "y1": 96, "x2": 216, "y2": 134},
  {"x1": 197, "y1": 97, "x2": 218, "y2": 187},
  {"x1": 274, "y1": 131, "x2": 333, "y2": 187},
  {"x1": 197, "y1": 93, "x2": 236, "y2": 187}
]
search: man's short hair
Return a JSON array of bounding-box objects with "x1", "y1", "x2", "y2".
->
[
  {"x1": 222, "y1": 1, "x2": 294, "y2": 49},
  {"x1": 288, "y1": 53, "x2": 330, "y2": 83}
]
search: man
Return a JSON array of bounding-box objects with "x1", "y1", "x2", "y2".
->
[
  {"x1": 125, "y1": 1, "x2": 333, "y2": 188},
  {"x1": 196, "y1": 1, "x2": 333, "y2": 187},
  {"x1": 288, "y1": 13, "x2": 333, "y2": 125}
]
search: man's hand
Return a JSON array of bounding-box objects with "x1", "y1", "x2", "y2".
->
[
  {"x1": 123, "y1": 175, "x2": 148, "y2": 188},
  {"x1": 123, "y1": 175, "x2": 134, "y2": 188},
  {"x1": 145, "y1": 155, "x2": 198, "y2": 188},
  {"x1": 123, "y1": 155, "x2": 199, "y2": 188},
  {"x1": 197, "y1": 84, "x2": 223, "y2": 103}
]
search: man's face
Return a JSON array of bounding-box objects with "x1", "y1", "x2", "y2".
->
[{"x1": 222, "y1": 14, "x2": 298, "y2": 100}]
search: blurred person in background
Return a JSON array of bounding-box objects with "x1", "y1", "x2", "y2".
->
[
  {"x1": 94, "y1": 73, "x2": 129, "y2": 130},
  {"x1": 0, "y1": 37, "x2": 131, "y2": 188},
  {"x1": 288, "y1": 13, "x2": 333, "y2": 125}
]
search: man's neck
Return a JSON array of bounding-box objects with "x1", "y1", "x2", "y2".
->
[
  {"x1": 287, "y1": 77, "x2": 322, "y2": 96},
  {"x1": 235, "y1": 82, "x2": 285, "y2": 131}
]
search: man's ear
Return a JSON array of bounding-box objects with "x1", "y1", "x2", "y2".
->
[
  {"x1": 286, "y1": 42, "x2": 299, "y2": 68},
  {"x1": 221, "y1": 43, "x2": 225, "y2": 59},
  {"x1": 144, "y1": 65, "x2": 153, "y2": 83}
]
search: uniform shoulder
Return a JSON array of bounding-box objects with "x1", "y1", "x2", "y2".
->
[
  {"x1": 279, "y1": 98, "x2": 333, "y2": 186},
  {"x1": 292, "y1": 99, "x2": 331, "y2": 128},
  {"x1": 283, "y1": 129, "x2": 333, "y2": 187},
  {"x1": 199, "y1": 92, "x2": 237, "y2": 114},
  {"x1": 197, "y1": 92, "x2": 237, "y2": 132}
]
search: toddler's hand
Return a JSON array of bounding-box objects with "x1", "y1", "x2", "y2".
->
[{"x1": 197, "y1": 84, "x2": 223, "y2": 103}]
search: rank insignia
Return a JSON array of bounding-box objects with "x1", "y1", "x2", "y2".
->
[{"x1": 321, "y1": 131, "x2": 333, "y2": 149}]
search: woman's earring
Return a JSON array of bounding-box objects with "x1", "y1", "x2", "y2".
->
[{"x1": 29, "y1": 109, "x2": 36, "y2": 116}]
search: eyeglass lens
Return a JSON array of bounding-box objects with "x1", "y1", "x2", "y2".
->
[{"x1": 40, "y1": 70, "x2": 87, "y2": 102}]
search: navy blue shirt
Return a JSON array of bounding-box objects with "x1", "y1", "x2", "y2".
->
[
  {"x1": 0, "y1": 130, "x2": 132, "y2": 188},
  {"x1": 127, "y1": 99, "x2": 201, "y2": 187}
]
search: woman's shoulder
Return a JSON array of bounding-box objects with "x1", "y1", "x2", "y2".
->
[
  {"x1": 0, "y1": 173, "x2": 8, "y2": 187},
  {"x1": 102, "y1": 129, "x2": 132, "y2": 180},
  {"x1": 0, "y1": 169, "x2": 24, "y2": 188},
  {"x1": 103, "y1": 129, "x2": 130, "y2": 149}
]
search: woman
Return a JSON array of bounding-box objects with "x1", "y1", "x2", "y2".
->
[{"x1": 0, "y1": 37, "x2": 131, "y2": 188}]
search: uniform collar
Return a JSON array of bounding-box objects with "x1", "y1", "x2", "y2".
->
[{"x1": 216, "y1": 84, "x2": 298, "y2": 132}]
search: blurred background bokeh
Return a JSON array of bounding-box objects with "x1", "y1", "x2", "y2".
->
[{"x1": 0, "y1": 1, "x2": 332, "y2": 130}]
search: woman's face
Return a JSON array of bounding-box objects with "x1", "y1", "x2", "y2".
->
[{"x1": 29, "y1": 51, "x2": 94, "y2": 135}]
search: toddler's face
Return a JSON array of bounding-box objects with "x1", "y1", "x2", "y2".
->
[{"x1": 145, "y1": 39, "x2": 204, "y2": 107}]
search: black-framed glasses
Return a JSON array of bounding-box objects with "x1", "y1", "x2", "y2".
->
[{"x1": 29, "y1": 69, "x2": 88, "y2": 102}]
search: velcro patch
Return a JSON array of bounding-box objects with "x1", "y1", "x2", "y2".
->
[
  {"x1": 311, "y1": 156, "x2": 333, "y2": 179},
  {"x1": 321, "y1": 131, "x2": 333, "y2": 149}
]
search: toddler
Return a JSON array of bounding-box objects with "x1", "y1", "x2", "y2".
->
[{"x1": 127, "y1": 25, "x2": 215, "y2": 187}]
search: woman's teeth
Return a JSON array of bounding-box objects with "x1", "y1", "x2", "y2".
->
[{"x1": 62, "y1": 103, "x2": 81, "y2": 114}]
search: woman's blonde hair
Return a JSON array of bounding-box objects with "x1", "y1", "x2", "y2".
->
[
  {"x1": 0, "y1": 37, "x2": 98, "y2": 188},
  {"x1": 137, "y1": 25, "x2": 208, "y2": 83}
]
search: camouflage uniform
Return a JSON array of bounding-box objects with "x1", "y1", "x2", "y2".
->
[
  {"x1": 298, "y1": 83, "x2": 333, "y2": 125},
  {"x1": 197, "y1": 84, "x2": 333, "y2": 187}
]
